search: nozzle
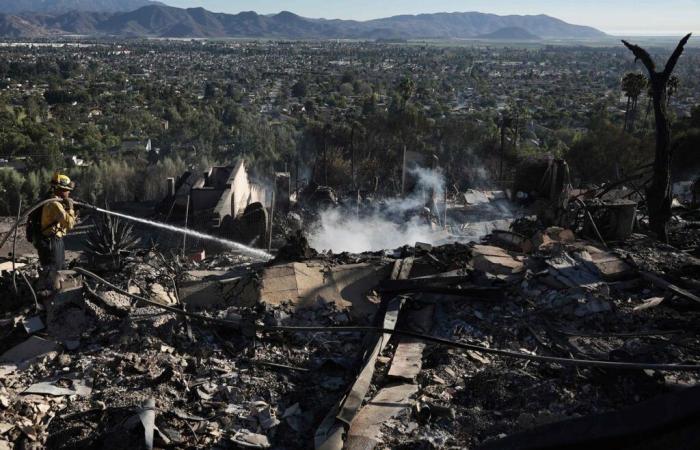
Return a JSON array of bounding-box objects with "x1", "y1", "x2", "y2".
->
[{"x1": 73, "y1": 200, "x2": 98, "y2": 210}]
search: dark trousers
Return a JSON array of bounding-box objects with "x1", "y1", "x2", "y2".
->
[{"x1": 36, "y1": 236, "x2": 65, "y2": 272}]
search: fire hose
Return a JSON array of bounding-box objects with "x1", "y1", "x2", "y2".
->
[
  {"x1": 0, "y1": 198, "x2": 100, "y2": 250},
  {"x1": 74, "y1": 266, "x2": 700, "y2": 372},
  {"x1": 6, "y1": 202, "x2": 700, "y2": 372}
]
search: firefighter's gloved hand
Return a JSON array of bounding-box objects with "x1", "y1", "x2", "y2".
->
[{"x1": 63, "y1": 197, "x2": 75, "y2": 212}]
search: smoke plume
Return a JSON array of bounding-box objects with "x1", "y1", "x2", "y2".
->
[{"x1": 308, "y1": 167, "x2": 450, "y2": 253}]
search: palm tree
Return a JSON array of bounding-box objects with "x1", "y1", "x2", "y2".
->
[
  {"x1": 397, "y1": 77, "x2": 416, "y2": 110},
  {"x1": 667, "y1": 75, "x2": 680, "y2": 105},
  {"x1": 621, "y1": 72, "x2": 646, "y2": 132},
  {"x1": 621, "y1": 73, "x2": 635, "y2": 131},
  {"x1": 498, "y1": 111, "x2": 514, "y2": 181}
]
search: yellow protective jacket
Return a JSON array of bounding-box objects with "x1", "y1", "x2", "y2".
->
[{"x1": 41, "y1": 198, "x2": 76, "y2": 238}]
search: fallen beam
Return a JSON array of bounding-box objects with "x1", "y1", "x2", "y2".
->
[
  {"x1": 315, "y1": 258, "x2": 414, "y2": 450},
  {"x1": 345, "y1": 383, "x2": 418, "y2": 450},
  {"x1": 639, "y1": 271, "x2": 700, "y2": 305},
  {"x1": 387, "y1": 304, "x2": 434, "y2": 381}
]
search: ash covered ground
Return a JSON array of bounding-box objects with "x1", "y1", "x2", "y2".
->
[{"x1": 1, "y1": 185, "x2": 700, "y2": 450}]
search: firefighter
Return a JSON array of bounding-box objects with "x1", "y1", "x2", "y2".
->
[{"x1": 32, "y1": 173, "x2": 77, "y2": 291}]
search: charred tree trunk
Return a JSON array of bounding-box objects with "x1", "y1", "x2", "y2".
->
[
  {"x1": 629, "y1": 96, "x2": 639, "y2": 132},
  {"x1": 622, "y1": 33, "x2": 691, "y2": 243},
  {"x1": 643, "y1": 97, "x2": 652, "y2": 132}
]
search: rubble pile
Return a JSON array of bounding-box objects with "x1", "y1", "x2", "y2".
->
[{"x1": 1, "y1": 217, "x2": 700, "y2": 449}]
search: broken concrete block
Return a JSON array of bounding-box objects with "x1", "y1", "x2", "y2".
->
[
  {"x1": 258, "y1": 261, "x2": 390, "y2": 320},
  {"x1": 581, "y1": 246, "x2": 634, "y2": 281},
  {"x1": 471, "y1": 245, "x2": 524, "y2": 275},
  {"x1": 179, "y1": 269, "x2": 256, "y2": 309}
]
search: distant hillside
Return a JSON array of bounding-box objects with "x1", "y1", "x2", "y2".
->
[
  {"x1": 0, "y1": 5, "x2": 608, "y2": 39},
  {"x1": 0, "y1": 0, "x2": 160, "y2": 14},
  {"x1": 477, "y1": 26, "x2": 540, "y2": 40},
  {"x1": 360, "y1": 12, "x2": 603, "y2": 39}
]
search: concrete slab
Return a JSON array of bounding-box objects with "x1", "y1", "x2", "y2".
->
[{"x1": 582, "y1": 246, "x2": 634, "y2": 281}]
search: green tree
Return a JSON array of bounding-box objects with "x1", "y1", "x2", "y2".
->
[{"x1": 621, "y1": 72, "x2": 646, "y2": 132}]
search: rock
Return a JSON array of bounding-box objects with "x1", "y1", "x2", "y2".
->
[{"x1": 150, "y1": 283, "x2": 176, "y2": 305}]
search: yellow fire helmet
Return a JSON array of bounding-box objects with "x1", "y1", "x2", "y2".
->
[{"x1": 51, "y1": 172, "x2": 74, "y2": 191}]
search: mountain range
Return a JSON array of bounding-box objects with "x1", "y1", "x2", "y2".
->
[
  {"x1": 0, "y1": 4, "x2": 607, "y2": 39},
  {"x1": 0, "y1": 0, "x2": 161, "y2": 14}
]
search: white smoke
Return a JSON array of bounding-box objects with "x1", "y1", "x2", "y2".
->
[
  {"x1": 309, "y1": 209, "x2": 446, "y2": 253},
  {"x1": 308, "y1": 167, "x2": 451, "y2": 253}
]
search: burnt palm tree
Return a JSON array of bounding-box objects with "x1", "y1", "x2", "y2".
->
[{"x1": 498, "y1": 111, "x2": 514, "y2": 181}]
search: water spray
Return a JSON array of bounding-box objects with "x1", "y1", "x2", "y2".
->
[
  {"x1": 75, "y1": 202, "x2": 273, "y2": 261},
  {"x1": 0, "y1": 199, "x2": 272, "y2": 261}
]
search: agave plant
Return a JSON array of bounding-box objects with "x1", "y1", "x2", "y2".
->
[{"x1": 85, "y1": 213, "x2": 139, "y2": 256}]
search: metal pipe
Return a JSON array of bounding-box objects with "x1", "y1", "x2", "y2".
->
[
  {"x1": 75, "y1": 266, "x2": 700, "y2": 373},
  {"x1": 182, "y1": 195, "x2": 190, "y2": 258}
]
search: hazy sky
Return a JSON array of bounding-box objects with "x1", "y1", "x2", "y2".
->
[{"x1": 161, "y1": 0, "x2": 700, "y2": 35}]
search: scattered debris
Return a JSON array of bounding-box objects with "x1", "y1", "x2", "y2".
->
[{"x1": 1, "y1": 181, "x2": 700, "y2": 450}]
